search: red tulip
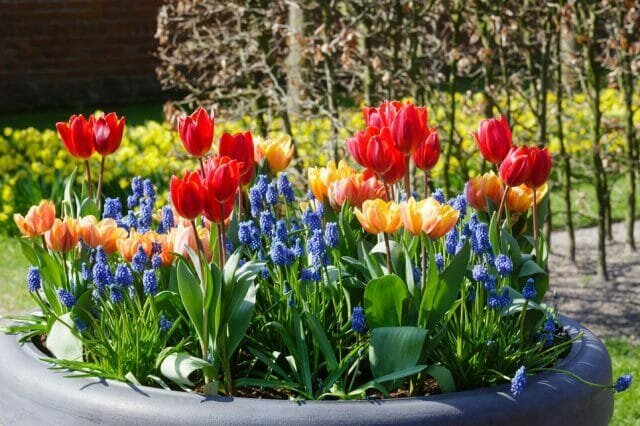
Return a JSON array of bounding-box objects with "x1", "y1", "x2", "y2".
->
[
  {"x1": 382, "y1": 146, "x2": 406, "y2": 185},
  {"x1": 93, "y1": 113, "x2": 125, "y2": 156},
  {"x1": 202, "y1": 194, "x2": 235, "y2": 224},
  {"x1": 219, "y1": 131, "x2": 255, "y2": 185},
  {"x1": 362, "y1": 100, "x2": 402, "y2": 128},
  {"x1": 412, "y1": 129, "x2": 440, "y2": 171},
  {"x1": 472, "y1": 116, "x2": 512, "y2": 164},
  {"x1": 178, "y1": 107, "x2": 214, "y2": 157},
  {"x1": 204, "y1": 156, "x2": 242, "y2": 203},
  {"x1": 170, "y1": 171, "x2": 205, "y2": 220},
  {"x1": 525, "y1": 147, "x2": 552, "y2": 189},
  {"x1": 56, "y1": 114, "x2": 95, "y2": 160},
  {"x1": 390, "y1": 103, "x2": 428, "y2": 155},
  {"x1": 499, "y1": 146, "x2": 533, "y2": 187},
  {"x1": 347, "y1": 127, "x2": 376, "y2": 169}
]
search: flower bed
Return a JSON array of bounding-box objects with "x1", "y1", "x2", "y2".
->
[{"x1": 3, "y1": 102, "x2": 632, "y2": 406}]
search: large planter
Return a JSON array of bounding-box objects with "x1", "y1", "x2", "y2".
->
[{"x1": 0, "y1": 316, "x2": 613, "y2": 425}]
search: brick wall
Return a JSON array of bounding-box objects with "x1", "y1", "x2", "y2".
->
[{"x1": 0, "y1": 0, "x2": 163, "y2": 112}]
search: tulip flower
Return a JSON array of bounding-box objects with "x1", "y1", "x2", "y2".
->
[
  {"x1": 202, "y1": 195, "x2": 235, "y2": 224},
  {"x1": 117, "y1": 230, "x2": 154, "y2": 262},
  {"x1": 362, "y1": 100, "x2": 402, "y2": 128},
  {"x1": 381, "y1": 146, "x2": 406, "y2": 185},
  {"x1": 355, "y1": 199, "x2": 401, "y2": 235},
  {"x1": 93, "y1": 112, "x2": 126, "y2": 206},
  {"x1": 472, "y1": 116, "x2": 512, "y2": 164},
  {"x1": 421, "y1": 200, "x2": 460, "y2": 240},
  {"x1": 328, "y1": 174, "x2": 386, "y2": 210},
  {"x1": 204, "y1": 156, "x2": 242, "y2": 203},
  {"x1": 57, "y1": 114, "x2": 96, "y2": 197},
  {"x1": 170, "y1": 225, "x2": 213, "y2": 263},
  {"x1": 400, "y1": 198, "x2": 429, "y2": 236},
  {"x1": 308, "y1": 160, "x2": 355, "y2": 202},
  {"x1": 256, "y1": 135, "x2": 295, "y2": 173},
  {"x1": 78, "y1": 217, "x2": 127, "y2": 254},
  {"x1": 93, "y1": 112, "x2": 125, "y2": 156},
  {"x1": 45, "y1": 218, "x2": 79, "y2": 253},
  {"x1": 507, "y1": 184, "x2": 548, "y2": 214},
  {"x1": 525, "y1": 147, "x2": 552, "y2": 189},
  {"x1": 170, "y1": 171, "x2": 205, "y2": 221},
  {"x1": 178, "y1": 107, "x2": 214, "y2": 158},
  {"x1": 56, "y1": 115, "x2": 95, "y2": 160},
  {"x1": 219, "y1": 131, "x2": 255, "y2": 186},
  {"x1": 390, "y1": 103, "x2": 428, "y2": 155},
  {"x1": 363, "y1": 127, "x2": 396, "y2": 175},
  {"x1": 412, "y1": 129, "x2": 440, "y2": 171},
  {"x1": 499, "y1": 146, "x2": 533, "y2": 187},
  {"x1": 465, "y1": 172, "x2": 503, "y2": 212},
  {"x1": 14, "y1": 200, "x2": 56, "y2": 238}
]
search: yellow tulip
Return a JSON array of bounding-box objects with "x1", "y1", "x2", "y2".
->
[
  {"x1": 507, "y1": 183, "x2": 548, "y2": 213},
  {"x1": 256, "y1": 135, "x2": 295, "y2": 173},
  {"x1": 465, "y1": 171, "x2": 503, "y2": 212},
  {"x1": 422, "y1": 201, "x2": 459, "y2": 240},
  {"x1": 308, "y1": 160, "x2": 354, "y2": 201},
  {"x1": 400, "y1": 198, "x2": 429, "y2": 236},
  {"x1": 355, "y1": 199, "x2": 401, "y2": 234}
]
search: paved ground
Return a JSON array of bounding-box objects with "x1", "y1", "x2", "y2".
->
[{"x1": 548, "y1": 221, "x2": 640, "y2": 343}]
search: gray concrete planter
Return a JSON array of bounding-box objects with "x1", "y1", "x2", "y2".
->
[{"x1": 0, "y1": 316, "x2": 613, "y2": 425}]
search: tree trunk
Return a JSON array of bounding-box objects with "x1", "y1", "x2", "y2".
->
[{"x1": 443, "y1": 1, "x2": 462, "y2": 198}]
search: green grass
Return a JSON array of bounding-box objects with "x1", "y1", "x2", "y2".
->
[
  {"x1": 0, "y1": 102, "x2": 163, "y2": 130},
  {"x1": 607, "y1": 339, "x2": 640, "y2": 426},
  {"x1": 0, "y1": 238, "x2": 635, "y2": 423}
]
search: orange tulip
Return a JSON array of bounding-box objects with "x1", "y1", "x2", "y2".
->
[
  {"x1": 116, "y1": 230, "x2": 154, "y2": 262},
  {"x1": 78, "y1": 216, "x2": 101, "y2": 248},
  {"x1": 507, "y1": 183, "x2": 548, "y2": 213},
  {"x1": 400, "y1": 198, "x2": 429, "y2": 236},
  {"x1": 421, "y1": 199, "x2": 459, "y2": 240},
  {"x1": 97, "y1": 219, "x2": 127, "y2": 254},
  {"x1": 465, "y1": 172, "x2": 503, "y2": 212},
  {"x1": 256, "y1": 135, "x2": 295, "y2": 173},
  {"x1": 355, "y1": 199, "x2": 401, "y2": 234},
  {"x1": 308, "y1": 160, "x2": 355, "y2": 202},
  {"x1": 328, "y1": 173, "x2": 386, "y2": 210},
  {"x1": 14, "y1": 200, "x2": 56, "y2": 237},
  {"x1": 45, "y1": 218, "x2": 79, "y2": 252}
]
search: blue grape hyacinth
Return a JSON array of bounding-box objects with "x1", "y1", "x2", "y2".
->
[
  {"x1": 614, "y1": 374, "x2": 632, "y2": 393},
  {"x1": 27, "y1": 266, "x2": 41, "y2": 292},
  {"x1": 510, "y1": 366, "x2": 527, "y2": 397},
  {"x1": 351, "y1": 306, "x2": 366, "y2": 333}
]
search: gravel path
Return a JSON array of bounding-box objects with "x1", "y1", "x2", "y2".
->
[{"x1": 548, "y1": 221, "x2": 640, "y2": 343}]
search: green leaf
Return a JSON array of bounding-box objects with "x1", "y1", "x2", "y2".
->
[
  {"x1": 518, "y1": 260, "x2": 547, "y2": 277},
  {"x1": 364, "y1": 274, "x2": 409, "y2": 328},
  {"x1": 176, "y1": 260, "x2": 204, "y2": 344},
  {"x1": 303, "y1": 313, "x2": 338, "y2": 370},
  {"x1": 79, "y1": 198, "x2": 99, "y2": 218},
  {"x1": 47, "y1": 313, "x2": 82, "y2": 361},
  {"x1": 358, "y1": 365, "x2": 428, "y2": 395},
  {"x1": 360, "y1": 241, "x2": 383, "y2": 279},
  {"x1": 160, "y1": 351, "x2": 211, "y2": 387},
  {"x1": 419, "y1": 243, "x2": 470, "y2": 329},
  {"x1": 369, "y1": 326, "x2": 427, "y2": 381},
  {"x1": 424, "y1": 365, "x2": 456, "y2": 393},
  {"x1": 222, "y1": 277, "x2": 257, "y2": 358},
  {"x1": 293, "y1": 311, "x2": 313, "y2": 394},
  {"x1": 371, "y1": 238, "x2": 402, "y2": 274}
]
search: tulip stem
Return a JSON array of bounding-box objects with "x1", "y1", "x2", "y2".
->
[
  {"x1": 533, "y1": 188, "x2": 539, "y2": 260},
  {"x1": 191, "y1": 220, "x2": 206, "y2": 257},
  {"x1": 217, "y1": 223, "x2": 227, "y2": 267},
  {"x1": 96, "y1": 156, "x2": 105, "y2": 209},
  {"x1": 84, "y1": 160, "x2": 94, "y2": 198},
  {"x1": 424, "y1": 172, "x2": 430, "y2": 198},
  {"x1": 41, "y1": 235, "x2": 48, "y2": 254},
  {"x1": 496, "y1": 186, "x2": 510, "y2": 238},
  {"x1": 237, "y1": 188, "x2": 244, "y2": 219},
  {"x1": 191, "y1": 219, "x2": 210, "y2": 384},
  {"x1": 404, "y1": 155, "x2": 411, "y2": 199},
  {"x1": 199, "y1": 157, "x2": 206, "y2": 178},
  {"x1": 383, "y1": 233, "x2": 393, "y2": 273}
]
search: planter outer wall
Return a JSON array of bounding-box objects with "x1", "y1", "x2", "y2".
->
[{"x1": 0, "y1": 316, "x2": 613, "y2": 425}]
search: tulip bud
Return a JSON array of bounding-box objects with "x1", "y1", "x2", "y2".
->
[
  {"x1": 93, "y1": 112, "x2": 125, "y2": 156},
  {"x1": 391, "y1": 103, "x2": 428, "y2": 155},
  {"x1": 170, "y1": 171, "x2": 205, "y2": 220},
  {"x1": 178, "y1": 107, "x2": 214, "y2": 157},
  {"x1": 412, "y1": 129, "x2": 440, "y2": 171},
  {"x1": 56, "y1": 114, "x2": 95, "y2": 160},
  {"x1": 499, "y1": 146, "x2": 533, "y2": 187},
  {"x1": 472, "y1": 116, "x2": 512, "y2": 164},
  {"x1": 365, "y1": 128, "x2": 395, "y2": 175},
  {"x1": 525, "y1": 147, "x2": 552, "y2": 189},
  {"x1": 219, "y1": 131, "x2": 255, "y2": 185},
  {"x1": 204, "y1": 156, "x2": 242, "y2": 203}
]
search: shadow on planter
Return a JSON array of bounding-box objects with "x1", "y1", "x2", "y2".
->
[{"x1": 0, "y1": 316, "x2": 613, "y2": 425}]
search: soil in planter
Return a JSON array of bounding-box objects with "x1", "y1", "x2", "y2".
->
[{"x1": 32, "y1": 334, "x2": 53, "y2": 358}]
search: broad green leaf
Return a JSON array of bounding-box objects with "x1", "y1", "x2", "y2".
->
[
  {"x1": 371, "y1": 239, "x2": 402, "y2": 274},
  {"x1": 293, "y1": 311, "x2": 313, "y2": 394},
  {"x1": 425, "y1": 365, "x2": 456, "y2": 393},
  {"x1": 223, "y1": 249, "x2": 242, "y2": 289},
  {"x1": 419, "y1": 243, "x2": 470, "y2": 329},
  {"x1": 79, "y1": 198, "x2": 99, "y2": 218},
  {"x1": 176, "y1": 260, "x2": 204, "y2": 344},
  {"x1": 360, "y1": 241, "x2": 383, "y2": 279},
  {"x1": 47, "y1": 313, "x2": 82, "y2": 361},
  {"x1": 364, "y1": 274, "x2": 409, "y2": 328},
  {"x1": 518, "y1": 260, "x2": 547, "y2": 277},
  {"x1": 160, "y1": 351, "x2": 211, "y2": 387},
  {"x1": 222, "y1": 278, "x2": 257, "y2": 357},
  {"x1": 357, "y1": 365, "x2": 428, "y2": 396},
  {"x1": 369, "y1": 326, "x2": 427, "y2": 380}
]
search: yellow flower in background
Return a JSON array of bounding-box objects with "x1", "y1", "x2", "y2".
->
[
  {"x1": 355, "y1": 199, "x2": 401, "y2": 235},
  {"x1": 256, "y1": 135, "x2": 295, "y2": 173}
]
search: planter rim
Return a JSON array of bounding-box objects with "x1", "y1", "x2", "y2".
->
[{"x1": 0, "y1": 315, "x2": 614, "y2": 425}]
